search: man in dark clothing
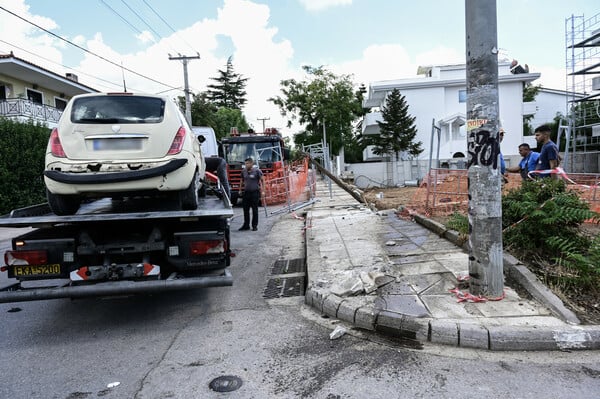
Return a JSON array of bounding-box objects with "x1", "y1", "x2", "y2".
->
[
  {"x1": 238, "y1": 157, "x2": 264, "y2": 231},
  {"x1": 204, "y1": 156, "x2": 230, "y2": 199},
  {"x1": 533, "y1": 124, "x2": 560, "y2": 178}
]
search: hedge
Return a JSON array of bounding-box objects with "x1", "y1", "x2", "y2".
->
[{"x1": 0, "y1": 118, "x2": 49, "y2": 215}]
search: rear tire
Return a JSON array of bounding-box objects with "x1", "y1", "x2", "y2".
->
[
  {"x1": 46, "y1": 189, "x2": 80, "y2": 215},
  {"x1": 180, "y1": 171, "x2": 200, "y2": 210}
]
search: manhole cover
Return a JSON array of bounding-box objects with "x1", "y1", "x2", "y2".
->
[{"x1": 209, "y1": 375, "x2": 243, "y2": 392}]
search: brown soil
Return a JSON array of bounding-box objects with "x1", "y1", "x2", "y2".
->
[{"x1": 362, "y1": 186, "x2": 600, "y2": 325}]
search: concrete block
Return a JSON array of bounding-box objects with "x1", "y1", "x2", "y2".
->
[
  {"x1": 488, "y1": 325, "x2": 559, "y2": 351},
  {"x1": 311, "y1": 289, "x2": 326, "y2": 313},
  {"x1": 430, "y1": 320, "x2": 459, "y2": 346},
  {"x1": 322, "y1": 294, "x2": 344, "y2": 318},
  {"x1": 304, "y1": 287, "x2": 315, "y2": 307},
  {"x1": 459, "y1": 323, "x2": 489, "y2": 349},
  {"x1": 355, "y1": 306, "x2": 377, "y2": 331},
  {"x1": 401, "y1": 316, "x2": 431, "y2": 342},
  {"x1": 336, "y1": 302, "x2": 357, "y2": 324}
]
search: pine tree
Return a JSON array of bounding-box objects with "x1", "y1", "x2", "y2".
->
[
  {"x1": 206, "y1": 56, "x2": 248, "y2": 109},
  {"x1": 373, "y1": 88, "x2": 422, "y2": 158}
]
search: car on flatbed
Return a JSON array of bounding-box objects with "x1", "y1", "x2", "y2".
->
[{"x1": 44, "y1": 92, "x2": 205, "y2": 215}]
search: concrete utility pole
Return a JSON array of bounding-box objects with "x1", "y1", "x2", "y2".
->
[
  {"x1": 465, "y1": 0, "x2": 504, "y2": 297},
  {"x1": 169, "y1": 53, "x2": 200, "y2": 125},
  {"x1": 257, "y1": 117, "x2": 270, "y2": 132}
]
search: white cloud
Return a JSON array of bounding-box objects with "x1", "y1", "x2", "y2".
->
[
  {"x1": 298, "y1": 0, "x2": 352, "y2": 12},
  {"x1": 135, "y1": 30, "x2": 154, "y2": 45}
]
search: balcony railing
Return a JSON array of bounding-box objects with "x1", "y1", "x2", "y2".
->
[{"x1": 0, "y1": 98, "x2": 63, "y2": 124}]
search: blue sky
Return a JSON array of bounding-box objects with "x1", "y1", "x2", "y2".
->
[{"x1": 0, "y1": 0, "x2": 598, "y2": 135}]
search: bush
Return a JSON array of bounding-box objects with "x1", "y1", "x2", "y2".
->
[
  {"x1": 0, "y1": 118, "x2": 49, "y2": 214},
  {"x1": 502, "y1": 178, "x2": 600, "y2": 290}
]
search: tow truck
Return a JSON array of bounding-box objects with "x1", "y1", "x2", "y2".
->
[
  {"x1": 0, "y1": 186, "x2": 233, "y2": 304},
  {"x1": 220, "y1": 128, "x2": 289, "y2": 205}
]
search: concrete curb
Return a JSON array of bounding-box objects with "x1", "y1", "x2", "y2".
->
[{"x1": 304, "y1": 208, "x2": 600, "y2": 351}]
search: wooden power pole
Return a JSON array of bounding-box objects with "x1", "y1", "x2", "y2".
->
[{"x1": 465, "y1": 0, "x2": 504, "y2": 297}]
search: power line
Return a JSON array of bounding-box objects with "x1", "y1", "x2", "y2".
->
[
  {"x1": 99, "y1": 0, "x2": 147, "y2": 39},
  {"x1": 0, "y1": 5, "x2": 178, "y2": 90},
  {"x1": 141, "y1": 0, "x2": 199, "y2": 54},
  {"x1": 0, "y1": 39, "x2": 131, "y2": 92},
  {"x1": 120, "y1": 0, "x2": 164, "y2": 43}
]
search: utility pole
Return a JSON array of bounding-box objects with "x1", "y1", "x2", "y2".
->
[
  {"x1": 169, "y1": 53, "x2": 200, "y2": 125},
  {"x1": 465, "y1": 0, "x2": 504, "y2": 297},
  {"x1": 257, "y1": 117, "x2": 270, "y2": 132}
]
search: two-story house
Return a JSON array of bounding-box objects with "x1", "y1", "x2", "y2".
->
[
  {"x1": 0, "y1": 52, "x2": 97, "y2": 128},
  {"x1": 361, "y1": 62, "x2": 540, "y2": 172}
]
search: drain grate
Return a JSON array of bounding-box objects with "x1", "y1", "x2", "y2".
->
[
  {"x1": 263, "y1": 276, "x2": 305, "y2": 299},
  {"x1": 271, "y1": 258, "x2": 305, "y2": 274}
]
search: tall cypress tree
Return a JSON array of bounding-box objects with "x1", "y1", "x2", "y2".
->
[
  {"x1": 373, "y1": 88, "x2": 422, "y2": 158},
  {"x1": 206, "y1": 56, "x2": 248, "y2": 109}
]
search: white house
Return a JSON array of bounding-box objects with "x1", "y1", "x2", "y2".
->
[{"x1": 361, "y1": 62, "x2": 540, "y2": 165}]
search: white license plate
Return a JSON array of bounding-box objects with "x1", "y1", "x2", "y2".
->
[{"x1": 93, "y1": 139, "x2": 142, "y2": 151}]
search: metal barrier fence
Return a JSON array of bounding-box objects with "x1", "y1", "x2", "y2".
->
[
  {"x1": 262, "y1": 157, "x2": 317, "y2": 216},
  {"x1": 408, "y1": 168, "x2": 600, "y2": 217}
]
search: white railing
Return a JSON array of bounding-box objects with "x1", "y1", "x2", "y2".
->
[{"x1": 0, "y1": 98, "x2": 63, "y2": 124}]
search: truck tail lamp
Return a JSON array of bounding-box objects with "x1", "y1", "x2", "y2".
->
[
  {"x1": 4, "y1": 250, "x2": 48, "y2": 266},
  {"x1": 167, "y1": 126, "x2": 186, "y2": 155},
  {"x1": 190, "y1": 239, "x2": 225, "y2": 255},
  {"x1": 49, "y1": 128, "x2": 66, "y2": 157}
]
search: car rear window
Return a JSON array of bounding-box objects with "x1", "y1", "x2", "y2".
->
[{"x1": 71, "y1": 96, "x2": 165, "y2": 124}]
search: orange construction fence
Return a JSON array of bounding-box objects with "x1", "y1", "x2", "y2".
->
[
  {"x1": 408, "y1": 168, "x2": 600, "y2": 219},
  {"x1": 262, "y1": 157, "x2": 312, "y2": 206}
]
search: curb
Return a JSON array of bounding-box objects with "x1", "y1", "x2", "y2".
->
[{"x1": 304, "y1": 205, "x2": 600, "y2": 351}]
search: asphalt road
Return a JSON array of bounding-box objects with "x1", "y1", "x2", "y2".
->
[{"x1": 1, "y1": 204, "x2": 599, "y2": 399}]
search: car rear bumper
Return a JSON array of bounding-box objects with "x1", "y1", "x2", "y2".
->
[{"x1": 44, "y1": 158, "x2": 188, "y2": 184}]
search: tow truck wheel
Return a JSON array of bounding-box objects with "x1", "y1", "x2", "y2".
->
[
  {"x1": 46, "y1": 189, "x2": 80, "y2": 215},
  {"x1": 180, "y1": 171, "x2": 200, "y2": 210}
]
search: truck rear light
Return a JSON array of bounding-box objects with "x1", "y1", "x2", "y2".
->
[
  {"x1": 4, "y1": 250, "x2": 48, "y2": 266},
  {"x1": 49, "y1": 128, "x2": 66, "y2": 157},
  {"x1": 167, "y1": 126, "x2": 186, "y2": 155},
  {"x1": 190, "y1": 240, "x2": 225, "y2": 255}
]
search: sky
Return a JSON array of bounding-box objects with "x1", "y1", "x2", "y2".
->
[{"x1": 0, "y1": 0, "x2": 598, "y2": 138}]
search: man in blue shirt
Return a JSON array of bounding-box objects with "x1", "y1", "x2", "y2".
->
[
  {"x1": 506, "y1": 143, "x2": 540, "y2": 181},
  {"x1": 533, "y1": 124, "x2": 560, "y2": 178}
]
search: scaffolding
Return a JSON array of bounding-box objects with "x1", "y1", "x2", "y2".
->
[{"x1": 565, "y1": 12, "x2": 600, "y2": 173}]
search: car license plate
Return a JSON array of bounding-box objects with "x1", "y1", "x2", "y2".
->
[
  {"x1": 93, "y1": 139, "x2": 142, "y2": 151},
  {"x1": 13, "y1": 264, "x2": 61, "y2": 277}
]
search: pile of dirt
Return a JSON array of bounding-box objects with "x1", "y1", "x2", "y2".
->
[{"x1": 361, "y1": 186, "x2": 600, "y2": 325}]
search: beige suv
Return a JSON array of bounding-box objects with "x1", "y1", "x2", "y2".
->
[{"x1": 44, "y1": 93, "x2": 205, "y2": 215}]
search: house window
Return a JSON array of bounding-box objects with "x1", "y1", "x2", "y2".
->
[
  {"x1": 55, "y1": 97, "x2": 67, "y2": 111},
  {"x1": 0, "y1": 85, "x2": 6, "y2": 100},
  {"x1": 458, "y1": 90, "x2": 467, "y2": 103},
  {"x1": 26, "y1": 88, "x2": 43, "y2": 104}
]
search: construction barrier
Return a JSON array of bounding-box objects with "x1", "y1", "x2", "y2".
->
[
  {"x1": 261, "y1": 157, "x2": 316, "y2": 215},
  {"x1": 408, "y1": 168, "x2": 600, "y2": 219}
]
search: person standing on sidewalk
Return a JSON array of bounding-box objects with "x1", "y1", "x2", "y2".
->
[
  {"x1": 238, "y1": 157, "x2": 264, "y2": 231},
  {"x1": 506, "y1": 143, "x2": 540, "y2": 181}
]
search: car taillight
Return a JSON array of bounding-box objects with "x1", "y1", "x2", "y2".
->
[
  {"x1": 168, "y1": 126, "x2": 186, "y2": 155},
  {"x1": 4, "y1": 250, "x2": 48, "y2": 266},
  {"x1": 190, "y1": 240, "x2": 225, "y2": 255},
  {"x1": 50, "y1": 128, "x2": 66, "y2": 157}
]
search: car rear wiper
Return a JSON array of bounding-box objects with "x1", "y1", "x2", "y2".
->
[{"x1": 77, "y1": 118, "x2": 121, "y2": 123}]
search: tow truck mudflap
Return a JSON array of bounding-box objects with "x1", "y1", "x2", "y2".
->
[{"x1": 0, "y1": 269, "x2": 233, "y2": 304}]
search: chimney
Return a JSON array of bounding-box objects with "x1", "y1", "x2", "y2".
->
[{"x1": 65, "y1": 73, "x2": 78, "y2": 82}]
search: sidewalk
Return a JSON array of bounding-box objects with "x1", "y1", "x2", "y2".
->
[{"x1": 304, "y1": 177, "x2": 600, "y2": 351}]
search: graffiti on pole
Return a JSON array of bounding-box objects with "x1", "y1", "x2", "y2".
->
[{"x1": 467, "y1": 128, "x2": 500, "y2": 169}]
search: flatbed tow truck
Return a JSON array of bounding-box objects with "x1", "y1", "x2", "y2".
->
[{"x1": 0, "y1": 190, "x2": 233, "y2": 303}]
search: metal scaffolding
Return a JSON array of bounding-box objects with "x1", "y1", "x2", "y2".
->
[{"x1": 565, "y1": 12, "x2": 600, "y2": 172}]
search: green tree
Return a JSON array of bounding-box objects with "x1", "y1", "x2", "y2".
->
[
  {"x1": 371, "y1": 88, "x2": 422, "y2": 159},
  {"x1": 522, "y1": 83, "x2": 541, "y2": 135},
  {"x1": 178, "y1": 92, "x2": 218, "y2": 127},
  {"x1": 212, "y1": 107, "x2": 250, "y2": 139},
  {"x1": 270, "y1": 65, "x2": 364, "y2": 156},
  {"x1": 206, "y1": 56, "x2": 248, "y2": 109}
]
